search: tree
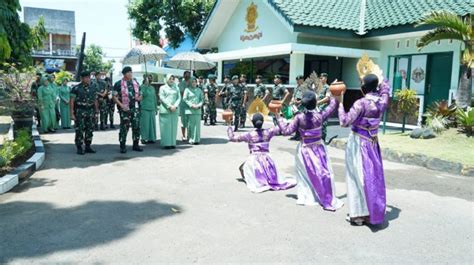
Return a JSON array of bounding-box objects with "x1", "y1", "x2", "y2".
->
[
  {"x1": 82, "y1": 44, "x2": 114, "y2": 73},
  {"x1": 0, "y1": 0, "x2": 47, "y2": 68},
  {"x1": 127, "y1": 0, "x2": 215, "y2": 48},
  {"x1": 417, "y1": 11, "x2": 473, "y2": 108}
]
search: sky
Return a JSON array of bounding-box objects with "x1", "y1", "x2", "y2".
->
[{"x1": 20, "y1": 0, "x2": 132, "y2": 60}]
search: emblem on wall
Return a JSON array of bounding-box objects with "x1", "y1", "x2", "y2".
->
[
  {"x1": 245, "y1": 2, "x2": 258, "y2": 32},
  {"x1": 411, "y1": 67, "x2": 425, "y2": 83},
  {"x1": 240, "y1": 2, "x2": 263, "y2": 42}
]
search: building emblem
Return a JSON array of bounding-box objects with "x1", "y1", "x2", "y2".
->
[
  {"x1": 245, "y1": 2, "x2": 258, "y2": 33},
  {"x1": 411, "y1": 67, "x2": 425, "y2": 83}
]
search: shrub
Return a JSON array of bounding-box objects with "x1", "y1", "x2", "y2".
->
[
  {"x1": 426, "y1": 115, "x2": 448, "y2": 134},
  {"x1": 426, "y1": 100, "x2": 457, "y2": 127},
  {"x1": 0, "y1": 128, "x2": 33, "y2": 168},
  {"x1": 395, "y1": 89, "x2": 418, "y2": 132},
  {"x1": 457, "y1": 107, "x2": 474, "y2": 136}
]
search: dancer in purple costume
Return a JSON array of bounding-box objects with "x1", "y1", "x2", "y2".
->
[
  {"x1": 279, "y1": 92, "x2": 344, "y2": 211},
  {"x1": 228, "y1": 113, "x2": 296, "y2": 193},
  {"x1": 338, "y1": 74, "x2": 390, "y2": 226}
]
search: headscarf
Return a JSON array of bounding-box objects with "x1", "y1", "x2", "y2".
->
[
  {"x1": 164, "y1": 74, "x2": 175, "y2": 85},
  {"x1": 40, "y1": 77, "x2": 49, "y2": 86},
  {"x1": 301, "y1": 91, "x2": 317, "y2": 110},
  {"x1": 252, "y1": 113, "x2": 264, "y2": 129},
  {"x1": 361, "y1": 74, "x2": 379, "y2": 95}
]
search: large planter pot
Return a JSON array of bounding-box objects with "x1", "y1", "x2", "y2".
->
[
  {"x1": 11, "y1": 109, "x2": 34, "y2": 136},
  {"x1": 329, "y1": 81, "x2": 347, "y2": 96}
]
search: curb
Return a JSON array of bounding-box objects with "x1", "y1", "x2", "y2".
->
[
  {"x1": 329, "y1": 138, "x2": 474, "y2": 177},
  {"x1": 0, "y1": 123, "x2": 45, "y2": 194}
]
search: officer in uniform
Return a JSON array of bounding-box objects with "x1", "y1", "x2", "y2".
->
[
  {"x1": 104, "y1": 77, "x2": 116, "y2": 129},
  {"x1": 317, "y1": 73, "x2": 331, "y2": 141},
  {"x1": 289, "y1": 75, "x2": 308, "y2": 140},
  {"x1": 204, "y1": 74, "x2": 218, "y2": 126},
  {"x1": 254, "y1": 75, "x2": 267, "y2": 101},
  {"x1": 70, "y1": 71, "x2": 99, "y2": 155},
  {"x1": 113, "y1": 66, "x2": 143, "y2": 153},
  {"x1": 95, "y1": 71, "x2": 109, "y2": 130},
  {"x1": 266, "y1": 74, "x2": 290, "y2": 125},
  {"x1": 227, "y1": 75, "x2": 247, "y2": 131},
  {"x1": 219, "y1": 75, "x2": 230, "y2": 110},
  {"x1": 239, "y1": 74, "x2": 248, "y2": 128}
]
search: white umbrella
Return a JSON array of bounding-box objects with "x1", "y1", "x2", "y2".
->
[
  {"x1": 122, "y1": 44, "x2": 167, "y2": 73},
  {"x1": 165, "y1": 52, "x2": 215, "y2": 71}
]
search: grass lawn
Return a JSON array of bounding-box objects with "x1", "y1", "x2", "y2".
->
[{"x1": 379, "y1": 128, "x2": 474, "y2": 166}]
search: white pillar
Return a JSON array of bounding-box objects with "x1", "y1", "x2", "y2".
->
[
  {"x1": 289, "y1": 53, "x2": 305, "y2": 85},
  {"x1": 217, "y1": 60, "x2": 223, "y2": 83},
  {"x1": 49, "y1": 33, "x2": 53, "y2": 54}
]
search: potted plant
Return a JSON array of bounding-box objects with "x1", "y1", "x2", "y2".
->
[
  {"x1": 0, "y1": 63, "x2": 37, "y2": 135},
  {"x1": 395, "y1": 88, "x2": 418, "y2": 133}
]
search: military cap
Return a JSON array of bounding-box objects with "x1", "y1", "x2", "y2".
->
[
  {"x1": 208, "y1": 74, "x2": 217, "y2": 80},
  {"x1": 231, "y1": 75, "x2": 239, "y2": 80},
  {"x1": 320, "y1": 73, "x2": 328, "y2": 78},
  {"x1": 296, "y1": 75, "x2": 304, "y2": 80}
]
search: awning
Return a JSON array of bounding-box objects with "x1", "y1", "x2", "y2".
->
[{"x1": 204, "y1": 43, "x2": 380, "y2": 62}]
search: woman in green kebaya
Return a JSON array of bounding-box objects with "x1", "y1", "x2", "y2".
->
[
  {"x1": 159, "y1": 74, "x2": 181, "y2": 149},
  {"x1": 140, "y1": 74, "x2": 158, "y2": 143},
  {"x1": 37, "y1": 77, "x2": 57, "y2": 133},
  {"x1": 59, "y1": 78, "x2": 71, "y2": 129},
  {"x1": 183, "y1": 77, "x2": 204, "y2": 145}
]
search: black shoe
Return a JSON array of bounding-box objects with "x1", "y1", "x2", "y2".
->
[
  {"x1": 100, "y1": 124, "x2": 106, "y2": 130},
  {"x1": 120, "y1": 142, "x2": 127, "y2": 153},
  {"x1": 110, "y1": 125, "x2": 116, "y2": 129},
  {"x1": 85, "y1": 145, "x2": 96, "y2": 153},
  {"x1": 133, "y1": 141, "x2": 143, "y2": 152},
  {"x1": 95, "y1": 125, "x2": 99, "y2": 131},
  {"x1": 76, "y1": 145, "x2": 85, "y2": 155},
  {"x1": 204, "y1": 122, "x2": 210, "y2": 126}
]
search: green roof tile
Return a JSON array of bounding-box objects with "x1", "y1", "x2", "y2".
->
[{"x1": 268, "y1": 0, "x2": 474, "y2": 34}]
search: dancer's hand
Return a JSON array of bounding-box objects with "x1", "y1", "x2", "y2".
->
[{"x1": 169, "y1": 105, "x2": 177, "y2": 112}]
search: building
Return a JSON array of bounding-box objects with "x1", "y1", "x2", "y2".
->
[
  {"x1": 24, "y1": 7, "x2": 77, "y2": 72},
  {"x1": 196, "y1": 0, "x2": 472, "y2": 125}
]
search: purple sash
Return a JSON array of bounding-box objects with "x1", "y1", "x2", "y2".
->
[{"x1": 248, "y1": 142, "x2": 270, "y2": 153}]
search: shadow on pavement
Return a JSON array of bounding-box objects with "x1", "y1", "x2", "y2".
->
[
  {"x1": 11, "y1": 177, "x2": 58, "y2": 193},
  {"x1": 368, "y1": 205, "x2": 401, "y2": 233},
  {"x1": 0, "y1": 200, "x2": 180, "y2": 263}
]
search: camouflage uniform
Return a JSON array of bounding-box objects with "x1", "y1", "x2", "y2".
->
[
  {"x1": 113, "y1": 79, "x2": 141, "y2": 145},
  {"x1": 96, "y1": 79, "x2": 109, "y2": 129},
  {"x1": 317, "y1": 84, "x2": 331, "y2": 141},
  {"x1": 219, "y1": 83, "x2": 229, "y2": 109},
  {"x1": 204, "y1": 83, "x2": 218, "y2": 125},
  {"x1": 239, "y1": 83, "x2": 248, "y2": 127},
  {"x1": 227, "y1": 83, "x2": 245, "y2": 130},
  {"x1": 70, "y1": 82, "x2": 98, "y2": 147},
  {"x1": 107, "y1": 90, "x2": 116, "y2": 128},
  {"x1": 254, "y1": 83, "x2": 267, "y2": 100}
]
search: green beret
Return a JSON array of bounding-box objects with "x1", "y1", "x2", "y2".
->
[
  {"x1": 256, "y1": 75, "x2": 263, "y2": 79},
  {"x1": 274, "y1": 74, "x2": 281, "y2": 79},
  {"x1": 296, "y1": 75, "x2": 304, "y2": 80},
  {"x1": 224, "y1": 75, "x2": 231, "y2": 79},
  {"x1": 208, "y1": 74, "x2": 216, "y2": 80},
  {"x1": 231, "y1": 75, "x2": 239, "y2": 80},
  {"x1": 320, "y1": 73, "x2": 328, "y2": 78},
  {"x1": 122, "y1": 66, "x2": 132, "y2": 75}
]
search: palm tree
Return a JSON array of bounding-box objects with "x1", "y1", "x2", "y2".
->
[{"x1": 417, "y1": 11, "x2": 473, "y2": 108}]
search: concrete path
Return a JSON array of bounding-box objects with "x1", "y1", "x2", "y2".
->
[{"x1": 0, "y1": 118, "x2": 472, "y2": 264}]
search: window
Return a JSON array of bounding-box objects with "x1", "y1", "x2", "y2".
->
[
  {"x1": 223, "y1": 55, "x2": 290, "y2": 84},
  {"x1": 405, "y1": 39, "x2": 410, "y2": 48},
  {"x1": 396, "y1": 40, "x2": 401, "y2": 49}
]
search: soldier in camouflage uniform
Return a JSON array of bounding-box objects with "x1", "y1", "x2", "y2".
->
[
  {"x1": 218, "y1": 75, "x2": 230, "y2": 110},
  {"x1": 198, "y1": 76, "x2": 205, "y2": 120},
  {"x1": 289, "y1": 75, "x2": 308, "y2": 140},
  {"x1": 203, "y1": 74, "x2": 218, "y2": 126},
  {"x1": 226, "y1": 75, "x2": 247, "y2": 131},
  {"x1": 70, "y1": 71, "x2": 99, "y2": 155},
  {"x1": 254, "y1": 75, "x2": 267, "y2": 101},
  {"x1": 104, "y1": 77, "x2": 116, "y2": 129},
  {"x1": 317, "y1": 73, "x2": 331, "y2": 142},
  {"x1": 267, "y1": 74, "x2": 290, "y2": 126},
  {"x1": 239, "y1": 74, "x2": 248, "y2": 128},
  {"x1": 113, "y1": 66, "x2": 143, "y2": 153},
  {"x1": 95, "y1": 72, "x2": 109, "y2": 130}
]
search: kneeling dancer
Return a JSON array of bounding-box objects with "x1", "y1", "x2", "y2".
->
[{"x1": 228, "y1": 113, "x2": 296, "y2": 193}]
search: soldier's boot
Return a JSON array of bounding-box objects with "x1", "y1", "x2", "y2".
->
[
  {"x1": 110, "y1": 124, "x2": 115, "y2": 129},
  {"x1": 233, "y1": 118, "x2": 239, "y2": 132},
  {"x1": 100, "y1": 123, "x2": 106, "y2": 130},
  {"x1": 85, "y1": 143, "x2": 96, "y2": 153},
  {"x1": 132, "y1": 140, "x2": 143, "y2": 152},
  {"x1": 120, "y1": 142, "x2": 127, "y2": 153},
  {"x1": 204, "y1": 116, "x2": 209, "y2": 126},
  {"x1": 95, "y1": 124, "x2": 99, "y2": 131},
  {"x1": 76, "y1": 145, "x2": 85, "y2": 155}
]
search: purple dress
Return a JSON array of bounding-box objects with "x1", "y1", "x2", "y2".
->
[
  {"x1": 228, "y1": 127, "x2": 297, "y2": 193},
  {"x1": 279, "y1": 98, "x2": 344, "y2": 210},
  {"x1": 338, "y1": 80, "x2": 390, "y2": 224}
]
